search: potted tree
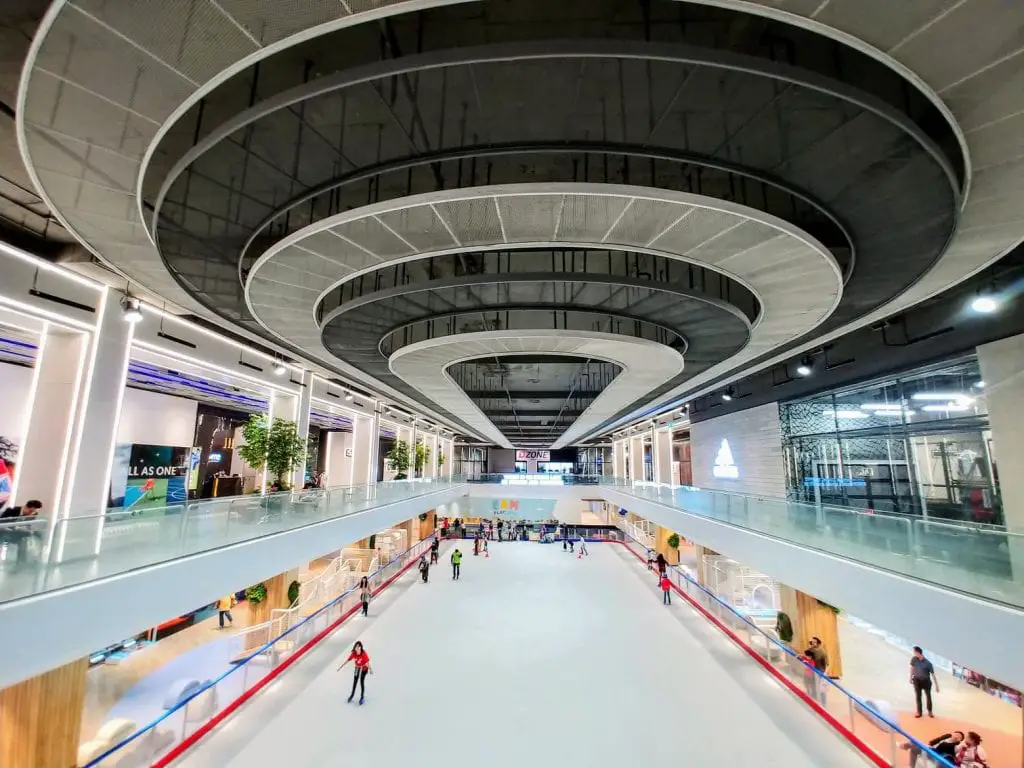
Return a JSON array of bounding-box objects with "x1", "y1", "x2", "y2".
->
[
  {"x1": 385, "y1": 440, "x2": 410, "y2": 480},
  {"x1": 237, "y1": 414, "x2": 306, "y2": 492},
  {"x1": 413, "y1": 441, "x2": 431, "y2": 477}
]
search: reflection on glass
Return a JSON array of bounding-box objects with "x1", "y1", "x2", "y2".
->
[{"x1": 780, "y1": 356, "x2": 1000, "y2": 523}]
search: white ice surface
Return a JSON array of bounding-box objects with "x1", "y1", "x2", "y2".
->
[{"x1": 175, "y1": 542, "x2": 869, "y2": 768}]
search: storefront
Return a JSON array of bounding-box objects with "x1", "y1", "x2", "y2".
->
[{"x1": 780, "y1": 356, "x2": 1000, "y2": 523}]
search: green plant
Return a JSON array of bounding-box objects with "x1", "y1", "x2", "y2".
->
[
  {"x1": 287, "y1": 579, "x2": 301, "y2": 606},
  {"x1": 236, "y1": 415, "x2": 307, "y2": 485},
  {"x1": 418, "y1": 512, "x2": 428, "y2": 522},
  {"x1": 776, "y1": 611, "x2": 794, "y2": 643},
  {"x1": 666, "y1": 532, "x2": 681, "y2": 549},
  {"x1": 438, "y1": 452, "x2": 445, "y2": 467},
  {"x1": 245, "y1": 583, "x2": 268, "y2": 605},
  {"x1": 386, "y1": 440, "x2": 410, "y2": 479},
  {"x1": 414, "y1": 441, "x2": 431, "y2": 474}
]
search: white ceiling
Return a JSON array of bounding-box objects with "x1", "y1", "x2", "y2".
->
[{"x1": 389, "y1": 330, "x2": 686, "y2": 449}]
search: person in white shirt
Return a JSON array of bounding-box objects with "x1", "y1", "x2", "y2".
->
[
  {"x1": 956, "y1": 732, "x2": 988, "y2": 767},
  {"x1": 577, "y1": 533, "x2": 588, "y2": 556}
]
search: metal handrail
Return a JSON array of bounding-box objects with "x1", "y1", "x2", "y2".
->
[
  {"x1": 83, "y1": 534, "x2": 437, "y2": 767},
  {"x1": 614, "y1": 527, "x2": 956, "y2": 768}
]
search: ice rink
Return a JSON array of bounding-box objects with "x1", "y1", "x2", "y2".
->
[{"x1": 177, "y1": 541, "x2": 868, "y2": 767}]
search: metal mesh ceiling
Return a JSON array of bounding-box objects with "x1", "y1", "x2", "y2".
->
[
  {"x1": 16, "y1": 0, "x2": 1024, "y2": 439},
  {"x1": 389, "y1": 330, "x2": 686, "y2": 449}
]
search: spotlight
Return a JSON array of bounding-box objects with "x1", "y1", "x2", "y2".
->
[
  {"x1": 722, "y1": 387, "x2": 735, "y2": 402},
  {"x1": 796, "y1": 355, "x2": 814, "y2": 377},
  {"x1": 345, "y1": 391, "x2": 354, "y2": 401},
  {"x1": 970, "y1": 293, "x2": 999, "y2": 314},
  {"x1": 273, "y1": 361, "x2": 287, "y2": 376},
  {"x1": 120, "y1": 296, "x2": 143, "y2": 323}
]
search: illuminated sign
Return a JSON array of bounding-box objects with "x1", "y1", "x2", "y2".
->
[
  {"x1": 515, "y1": 450, "x2": 550, "y2": 461},
  {"x1": 711, "y1": 439, "x2": 739, "y2": 479}
]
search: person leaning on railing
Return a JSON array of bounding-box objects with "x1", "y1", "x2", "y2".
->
[
  {"x1": 900, "y1": 730, "x2": 963, "y2": 768},
  {"x1": 0, "y1": 499, "x2": 43, "y2": 563}
]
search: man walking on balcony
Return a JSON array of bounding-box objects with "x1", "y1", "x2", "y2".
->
[{"x1": 910, "y1": 646, "x2": 939, "y2": 718}]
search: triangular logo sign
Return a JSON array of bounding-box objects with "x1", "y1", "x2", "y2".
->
[{"x1": 712, "y1": 439, "x2": 739, "y2": 479}]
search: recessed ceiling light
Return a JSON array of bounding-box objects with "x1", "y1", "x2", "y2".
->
[
  {"x1": 795, "y1": 355, "x2": 814, "y2": 377},
  {"x1": 970, "y1": 294, "x2": 999, "y2": 314}
]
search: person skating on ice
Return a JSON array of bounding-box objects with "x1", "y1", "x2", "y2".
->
[
  {"x1": 337, "y1": 641, "x2": 372, "y2": 705},
  {"x1": 430, "y1": 538, "x2": 439, "y2": 565},
  {"x1": 473, "y1": 533, "x2": 481, "y2": 556},
  {"x1": 577, "y1": 533, "x2": 588, "y2": 556},
  {"x1": 418, "y1": 554, "x2": 429, "y2": 583},
  {"x1": 451, "y1": 547, "x2": 462, "y2": 580},
  {"x1": 661, "y1": 573, "x2": 672, "y2": 604},
  {"x1": 358, "y1": 577, "x2": 371, "y2": 616}
]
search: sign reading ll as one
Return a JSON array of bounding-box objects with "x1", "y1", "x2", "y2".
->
[
  {"x1": 515, "y1": 449, "x2": 550, "y2": 461},
  {"x1": 711, "y1": 439, "x2": 739, "y2": 479}
]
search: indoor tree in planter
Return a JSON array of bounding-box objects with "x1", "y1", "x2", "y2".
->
[
  {"x1": 414, "y1": 441, "x2": 431, "y2": 477},
  {"x1": 237, "y1": 414, "x2": 306, "y2": 490},
  {"x1": 386, "y1": 440, "x2": 410, "y2": 480}
]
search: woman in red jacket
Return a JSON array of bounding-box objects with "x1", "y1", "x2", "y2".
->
[{"x1": 337, "y1": 641, "x2": 373, "y2": 704}]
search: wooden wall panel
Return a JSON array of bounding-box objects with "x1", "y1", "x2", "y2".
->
[
  {"x1": 0, "y1": 657, "x2": 88, "y2": 767},
  {"x1": 780, "y1": 586, "x2": 844, "y2": 678}
]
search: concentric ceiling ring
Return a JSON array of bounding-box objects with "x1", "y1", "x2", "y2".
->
[
  {"x1": 244, "y1": 182, "x2": 839, "y2": 435},
  {"x1": 390, "y1": 330, "x2": 687, "y2": 448}
]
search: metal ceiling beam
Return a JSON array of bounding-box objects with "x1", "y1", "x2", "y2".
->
[{"x1": 461, "y1": 390, "x2": 603, "y2": 399}]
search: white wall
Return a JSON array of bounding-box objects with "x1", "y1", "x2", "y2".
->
[
  {"x1": 324, "y1": 431, "x2": 355, "y2": 487},
  {"x1": 0, "y1": 362, "x2": 33, "y2": 445},
  {"x1": 690, "y1": 402, "x2": 786, "y2": 497},
  {"x1": 978, "y1": 335, "x2": 1024, "y2": 530},
  {"x1": 116, "y1": 387, "x2": 199, "y2": 447},
  {"x1": 0, "y1": 363, "x2": 199, "y2": 450}
]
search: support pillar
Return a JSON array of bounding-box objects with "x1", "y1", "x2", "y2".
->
[
  {"x1": 13, "y1": 289, "x2": 134, "y2": 560},
  {"x1": 612, "y1": 440, "x2": 626, "y2": 479},
  {"x1": 0, "y1": 657, "x2": 88, "y2": 768},
  {"x1": 655, "y1": 430, "x2": 673, "y2": 485},
  {"x1": 779, "y1": 586, "x2": 843, "y2": 677},
  {"x1": 628, "y1": 436, "x2": 644, "y2": 482},
  {"x1": 291, "y1": 371, "x2": 313, "y2": 489},
  {"x1": 367, "y1": 406, "x2": 383, "y2": 484}
]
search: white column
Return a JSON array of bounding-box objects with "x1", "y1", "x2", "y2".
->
[
  {"x1": 629, "y1": 436, "x2": 644, "y2": 483},
  {"x1": 13, "y1": 290, "x2": 134, "y2": 558},
  {"x1": 291, "y1": 372, "x2": 313, "y2": 488},
  {"x1": 366, "y1": 406, "x2": 382, "y2": 485},
  {"x1": 655, "y1": 429, "x2": 673, "y2": 485},
  {"x1": 613, "y1": 440, "x2": 626, "y2": 479}
]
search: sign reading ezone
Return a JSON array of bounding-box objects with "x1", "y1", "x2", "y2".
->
[{"x1": 515, "y1": 450, "x2": 550, "y2": 461}]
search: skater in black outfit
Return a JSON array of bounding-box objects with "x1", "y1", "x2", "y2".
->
[
  {"x1": 337, "y1": 641, "x2": 372, "y2": 704},
  {"x1": 418, "y1": 555, "x2": 430, "y2": 583},
  {"x1": 430, "y1": 538, "x2": 440, "y2": 565},
  {"x1": 358, "y1": 576, "x2": 371, "y2": 616}
]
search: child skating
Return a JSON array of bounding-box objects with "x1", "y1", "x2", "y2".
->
[
  {"x1": 451, "y1": 548, "x2": 462, "y2": 580},
  {"x1": 661, "y1": 573, "x2": 672, "y2": 605},
  {"x1": 418, "y1": 554, "x2": 429, "y2": 583}
]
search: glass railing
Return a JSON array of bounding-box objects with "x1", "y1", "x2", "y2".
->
[
  {"x1": 80, "y1": 535, "x2": 436, "y2": 768},
  {"x1": 465, "y1": 473, "x2": 604, "y2": 485},
  {"x1": 604, "y1": 479, "x2": 1024, "y2": 608},
  {"x1": 614, "y1": 528, "x2": 957, "y2": 768},
  {"x1": 0, "y1": 479, "x2": 463, "y2": 604}
]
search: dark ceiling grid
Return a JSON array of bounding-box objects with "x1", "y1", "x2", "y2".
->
[{"x1": 4, "y1": 0, "x2": 964, "y2": 447}]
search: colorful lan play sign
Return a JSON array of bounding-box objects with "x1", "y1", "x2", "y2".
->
[
  {"x1": 712, "y1": 439, "x2": 739, "y2": 479},
  {"x1": 491, "y1": 499, "x2": 520, "y2": 513}
]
